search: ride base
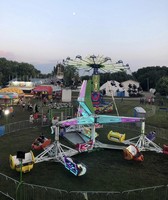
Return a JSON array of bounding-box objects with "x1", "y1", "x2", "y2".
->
[{"x1": 123, "y1": 121, "x2": 163, "y2": 153}]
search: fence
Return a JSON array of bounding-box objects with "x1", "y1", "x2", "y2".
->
[
  {"x1": 69, "y1": 186, "x2": 168, "y2": 200},
  {"x1": 0, "y1": 120, "x2": 168, "y2": 200},
  {"x1": 0, "y1": 173, "x2": 168, "y2": 200},
  {"x1": 4, "y1": 120, "x2": 39, "y2": 134},
  {"x1": 47, "y1": 106, "x2": 74, "y2": 121},
  {"x1": 0, "y1": 191, "x2": 15, "y2": 200},
  {"x1": 0, "y1": 173, "x2": 67, "y2": 200}
]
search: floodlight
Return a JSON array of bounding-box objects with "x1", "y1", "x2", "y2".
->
[{"x1": 4, "y1": 109, "x2": 10, "y2": 116}]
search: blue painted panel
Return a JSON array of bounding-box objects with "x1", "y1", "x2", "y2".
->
[
  {"x1": 0, "y1": 126, "x2": 5, "y2": 136},
  {"x1": 117, "y1": 91, "x2": 125, "y2": 97}
]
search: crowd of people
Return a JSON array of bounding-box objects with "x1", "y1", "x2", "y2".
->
[{"x1": 140, "y1": 97, "x2": 155, "y2": 105}]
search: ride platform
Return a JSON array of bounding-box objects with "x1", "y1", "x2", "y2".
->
[
  {"x1": 63, "y1": 132, "x2": 90, "y2": 145},
  {"x1": 63, "y1": 131, "x2": 126, "y2": 150}
]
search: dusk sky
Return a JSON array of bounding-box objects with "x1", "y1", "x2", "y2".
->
[{"x1": 0, "y1": 0, "x2": 168, "y2": 74}]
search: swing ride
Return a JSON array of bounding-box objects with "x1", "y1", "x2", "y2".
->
[{"x1": 64, "y1": 55, "x2": 130, "y2": 113}]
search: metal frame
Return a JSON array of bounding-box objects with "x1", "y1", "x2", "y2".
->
[
  {"x1": 35, "y1": 126, "x2": 78, "y2": 164},
  {"x1": 123, "y1": 120, "x2": 163, "y2": 153}
]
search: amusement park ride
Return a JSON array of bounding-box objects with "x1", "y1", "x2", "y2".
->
[
  {"x1": 64, "y1": 55, "x2": 131, "y2": 113},
  {"x1": 9, "y1": 78, "x2": 165, "y2": 176},
  {"x1": 9, "y1": 55, "x2": 167, "y2": 176}
]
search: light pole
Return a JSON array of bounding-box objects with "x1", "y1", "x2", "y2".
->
[
  {"x1": 4, "y1": 108, "x2": 10, "y2": 124},
  {"x1": 16, "y1": 151, "x2": 25, "y2": 200}
]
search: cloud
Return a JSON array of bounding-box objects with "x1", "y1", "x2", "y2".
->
[{"x1": 0, "y1": 50, "x2": 15, "y2": 60}]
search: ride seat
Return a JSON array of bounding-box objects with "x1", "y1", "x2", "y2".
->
[{"x1": 9, "y1": 151, "x2": 35, "y2": 172}]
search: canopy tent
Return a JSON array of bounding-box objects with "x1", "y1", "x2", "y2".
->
[
  {"x1": 32, "y1": 85, "x2": 53, "y2": 95},
  {"x1": 0, "y1": 87, "x2": 24, "y2": 96},
  {"x1": 0, "y1": 92, "x2": 18, "y2": 99},
  {"x1": 0, "y1": 92, "x2": 19, "y2": 105}
]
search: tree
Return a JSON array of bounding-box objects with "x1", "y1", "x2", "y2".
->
[
  {"x1": 0, "y1": 58, "x2": 41, "y2": 85},
  {"x1": 82, "y1": 71, "x2": 134, "y2": 86},
  {"x1": 156, "y1": 76, "x2": 168, "y2": 96},
  {"x1": 133, "y1": 66, "x2": 168, "y2": 91},
  {"x1": 63, "y1": 65, "x2": 79, "y2": 87}
]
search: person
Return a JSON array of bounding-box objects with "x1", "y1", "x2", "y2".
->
[
  {"x1": 151, "y1": 97, "x2": 155, "y2": 105},
  {"x1": 43, "y1": 97, "x2": 47, "y2": 106},
  {"x1": 28, "y1": 103, "x2": 33, "y2": 111},
  {"x1": 29, "y1": 114, "x2": 34, "y2": 123},
  {"x1": 40, "y1": 133, "x2": 45, "y2": 139},
  {"x1": 42, "y1": 114, "x2": 47, "y2": 123},
  {"x1": 33, "y1": 103, "x2": 39, "y2": 113},
  {"x1": 37, "y1": 134, "x2": 45, "y2": 143},
  {"x1": 148, "y1": 98, "x2": 151, "y2": 105},
  {"x1": 147, "y1": 131, "x2": 156, "y2": 141},
  {"x1": 9, "y1": 106, "x2": 14, "y2": 118},
  {"x1": 52, "y1": 116, "x2": 59, "y2": 126},
  {"x1": 33, "y1": 112, "x2": 39, "y2": 123},
  {"x1": 50, "y1": 98, "x2": 53, "y2": 104},
  {"x1": 60, "y1": 125, "x2": 66, "y2": 137},
  {"x1": 51, "y1": 116, "x2": 59, "y2": 134},
  {"x1": 22, "y1": 102, "x2": 26, "y2": 110}
]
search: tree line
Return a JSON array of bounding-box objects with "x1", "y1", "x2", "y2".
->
[
  {"x1": 81, "y1": 66, "x2": 168, "y2": 96},
  {"x1": 0, "y1": 57, "x2": 168, "y2": 96},
  {"x1": 0, "y1": 58, "x2": 46, "y2": 85}
]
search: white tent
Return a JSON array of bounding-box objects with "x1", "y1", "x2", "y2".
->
[
  {"x1": 100, "y1": 81, "x2": 126, "y2": 97},
  {"x1": 121, "y1": 80, "x2": 140, "y2": 97},
  {"x1": 100, "y1": 79, "x2": 140, "y2": 97}
]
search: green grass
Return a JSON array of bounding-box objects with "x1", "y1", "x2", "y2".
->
[
  {"x1": 113, "y1": 99, "x2": 168, "y2": 128},
  {"x1": 0, "y1": 98, "x2": 168, "y2": 193}
]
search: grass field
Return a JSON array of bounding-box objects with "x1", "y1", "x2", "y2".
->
[{"x1": 0, "y1": 97, "x2": 168, "y2": 192}]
